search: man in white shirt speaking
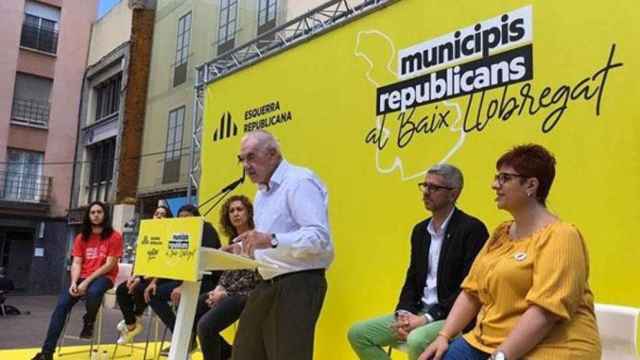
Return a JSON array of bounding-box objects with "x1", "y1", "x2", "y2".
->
[{"x1": 231, "y1": 130, "x2": 334, "y2": 360}]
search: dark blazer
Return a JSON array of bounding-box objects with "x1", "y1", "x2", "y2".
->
[{"x1": 396, "y1": 207, "x2": 489, "y2": 323}]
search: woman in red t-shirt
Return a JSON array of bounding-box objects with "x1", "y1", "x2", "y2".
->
[{"x1": 32, "y1": 201, "x2": 123, "y2": 360}]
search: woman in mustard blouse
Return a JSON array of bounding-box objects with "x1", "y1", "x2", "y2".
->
[{"x1": 419, "y1": 144, "x2": 601, "y2": 360}]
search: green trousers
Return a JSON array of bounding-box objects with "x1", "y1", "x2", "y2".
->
[{"x1": 347, "y1": 314, "x2": 444, "y2": 360}]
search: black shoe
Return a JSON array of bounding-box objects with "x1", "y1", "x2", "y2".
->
[
  {"x1": 31, "y1": 352, "x2": 53, "y2": 360},
  {"x1": 79, "y1": 321, "x2": 94, "y2": 339}
]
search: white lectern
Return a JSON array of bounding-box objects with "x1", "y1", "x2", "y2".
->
[{"x1": 134, "y1": 217, "x2": 275, "y2": 360}]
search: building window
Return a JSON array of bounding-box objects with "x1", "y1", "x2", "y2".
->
[
  {"x1": 1, "y1": 149, "x2": 45, "y2": 202},
  {"x1": 257, "y1": 0, "x2": 277, "y2": 35},
  {"x1": 0, "y1": 235, "x2": 9, "y2": 270},
  {"x1": 163, "y1": 107, "x2": 185, "y2": 184},
  {"x1": 217, "y1": 0, "x2": 238, "y2": 55},
  {"x1": 87, "y1": 138, "x2": 116, "y2": 203},
  {"x1": 11, "y1": 73, "x2": 52, "y2": 128},
  {"x1": 176, "y1": 12, "x2": 192, "y2": 67},
  {"x1": 174, "y1": 12, "x2": 192, "y2": 87},
  {"x1": 20, "y1": 1, "x2": 60, "y2": 54},
  {"x1": 95, "y1": 75, "x2": 122, "y2": 122}
]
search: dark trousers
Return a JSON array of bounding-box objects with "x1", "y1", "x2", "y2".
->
[
  {"x1": 115, "y1": 278, "x2": 149, "y2": 325},
  {"x1": 148, "y1": 278, "x2": 216, "y2": 334},
  {"x1": 41, "y1": 276, "x2": 113, "y2": 353},
  {"x1": 147, "y1": 280, "x2": 181, "y2": 331},
  {"x1": 231, "y1": 269, "x2": 327, "y2": 360},
  {"x1": 197, "y1": 294, "x2": 246, "y2": 360}
]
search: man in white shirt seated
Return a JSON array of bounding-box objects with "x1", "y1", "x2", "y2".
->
[
  {"x1": 347, "y1": 164, "x2": 489, "y2": 360},
  {"x1": 229, "y1": 130, "x2": 334, "y2": 360}
]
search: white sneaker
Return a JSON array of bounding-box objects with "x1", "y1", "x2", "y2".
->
[
  {"x1": 116, "y1": 320, "x2": 127, "y2": 332},
  {"x1": 117, "y1": 316, "x2": 142, "y2": 332},
  {"x1": 116, "y1": 322, "x2": 144, "y2": 345}
]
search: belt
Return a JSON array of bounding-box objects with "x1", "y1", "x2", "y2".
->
[{"x1": 263, "y1": 268, "x2": 325, "y2": 284}]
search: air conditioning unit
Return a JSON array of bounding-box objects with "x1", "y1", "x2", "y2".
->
[{"x1": 128, "y1": 0, "x2": 155, "y2": 10}]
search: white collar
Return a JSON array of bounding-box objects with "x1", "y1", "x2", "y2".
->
[
  {"x1": 427, "y1": 207, "x2": 456, "y2": 237},
  {"x1": 258, "y1": 159, "x2": 288, "y2": 192}
]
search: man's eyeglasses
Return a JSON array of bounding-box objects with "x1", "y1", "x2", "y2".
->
[
  {"x1": 237, "y1": 153, "x2": 256, "y2": 163},
  {"x1": 494, "y1": 172, "x2": 529, "y2": 186},
  {"x1": 418, "y1": 182, "x2": 453, "y2": 193}
]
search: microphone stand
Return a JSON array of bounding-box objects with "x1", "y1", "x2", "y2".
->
[{"x1": 199, "y1": 170, "x2": 245, "y2": 217}]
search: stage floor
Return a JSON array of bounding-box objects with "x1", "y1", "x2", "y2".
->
[
  {"x1": 0, "y1": 295, "x2": 205, "y2": 359},
  {"x1": 0, "y1": 343, "x2": 205, "y2": 359}
]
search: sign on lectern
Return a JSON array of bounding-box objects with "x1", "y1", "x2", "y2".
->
[{"x1": 134, "y1": 217, "x2": 204, "y2": 282}]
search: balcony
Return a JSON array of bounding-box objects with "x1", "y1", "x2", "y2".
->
[
  {"x1": 20, "y1": 23, "x2": 58, "y2": 54},
  {"x1": 86, "y1": 180, "x2": 113, "y2": 204},
  {"x1": 0, "y1": 171, "x2": 52, "y2": 204},
  {"x1": 11, "y1": 98, "x2": 50, "y2": 128}
]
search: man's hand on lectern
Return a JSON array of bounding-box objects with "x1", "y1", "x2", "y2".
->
[
  {"x1": 221, "y1": 242, "x2": 244, "y2": 256},
  {"x1": 237, "y1": 230, "x2": 271, "y2": 257}
]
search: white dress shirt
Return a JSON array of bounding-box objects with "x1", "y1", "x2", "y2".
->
[
  {"x1": 253, "y1": 159, "x2": 334, "y2": 279},
  {"x1": 421, "y1": 207, "x2": 455, "y2": 306}
]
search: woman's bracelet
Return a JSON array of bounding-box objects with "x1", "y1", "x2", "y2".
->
[{"x1": 437, "y1": 331, "x2": 452, "y2": 341}]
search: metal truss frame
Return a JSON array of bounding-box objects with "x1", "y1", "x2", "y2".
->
[{"x1": 187, "y1": 0, "x2": 394, "y2": 201}]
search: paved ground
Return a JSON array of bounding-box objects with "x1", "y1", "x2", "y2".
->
[{"x1": 0, "y1": 294, "x2": 166, "y2": 351}]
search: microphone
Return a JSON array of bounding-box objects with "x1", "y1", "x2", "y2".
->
[
  {"x1": 221, "y1": 168, "x2": 245, "y2": 193},
  {"x1": 199, "y1": 168, "x2": 245, "y2": 216}
]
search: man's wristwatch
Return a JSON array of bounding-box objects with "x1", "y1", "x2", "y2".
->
[
  {"x1": 270, "y1": 233, "x2": 279, "y2": 248},
  {"x1": 491, "y1": 351, "x2": 507, "y2": 360}
]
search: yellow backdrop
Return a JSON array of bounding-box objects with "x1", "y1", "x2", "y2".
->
[{"x1": 200, "y1": 1, "x2": 640, "y2": 358}]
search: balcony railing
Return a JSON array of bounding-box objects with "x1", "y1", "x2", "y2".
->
[
  {"x1": 20, "y1": 23, "x2": 58, "y2": 54},
  {"x1": 86, "y1": 180, "x2": 113, "y2": 204},
  {"x1": 0, "y1": 171, "x2": 52, "y2": 203},
  {"x1": 11, "y1": 98, "x2": 50, "y2": 128}
]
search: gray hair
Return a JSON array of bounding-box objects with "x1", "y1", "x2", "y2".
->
[
  {"x1": 243, "y1": 130, "x2": 281, "y2": 156},
  {"x1": 427, "y1": 163, "x2": 464, "y2": 189}
]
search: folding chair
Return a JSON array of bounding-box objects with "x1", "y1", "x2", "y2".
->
[
  {"x1": 56, "y1": 299, "x2": 105, "y2": 357},
  {"x1": 154, "y1": 302, "x2": 181, "y2": 360},
  {"x1": 110, "y1": 263, "x2": 167, "y2": 359},
  {"x1": 112, "y1": 307, "x2": 165, "y2": 360},
  {"x1": 114, "y1": 300, "x2": 176, "y2": 360},
  {"x1": 595, "y1": 303, "x2": 640, "y2": 360}
]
